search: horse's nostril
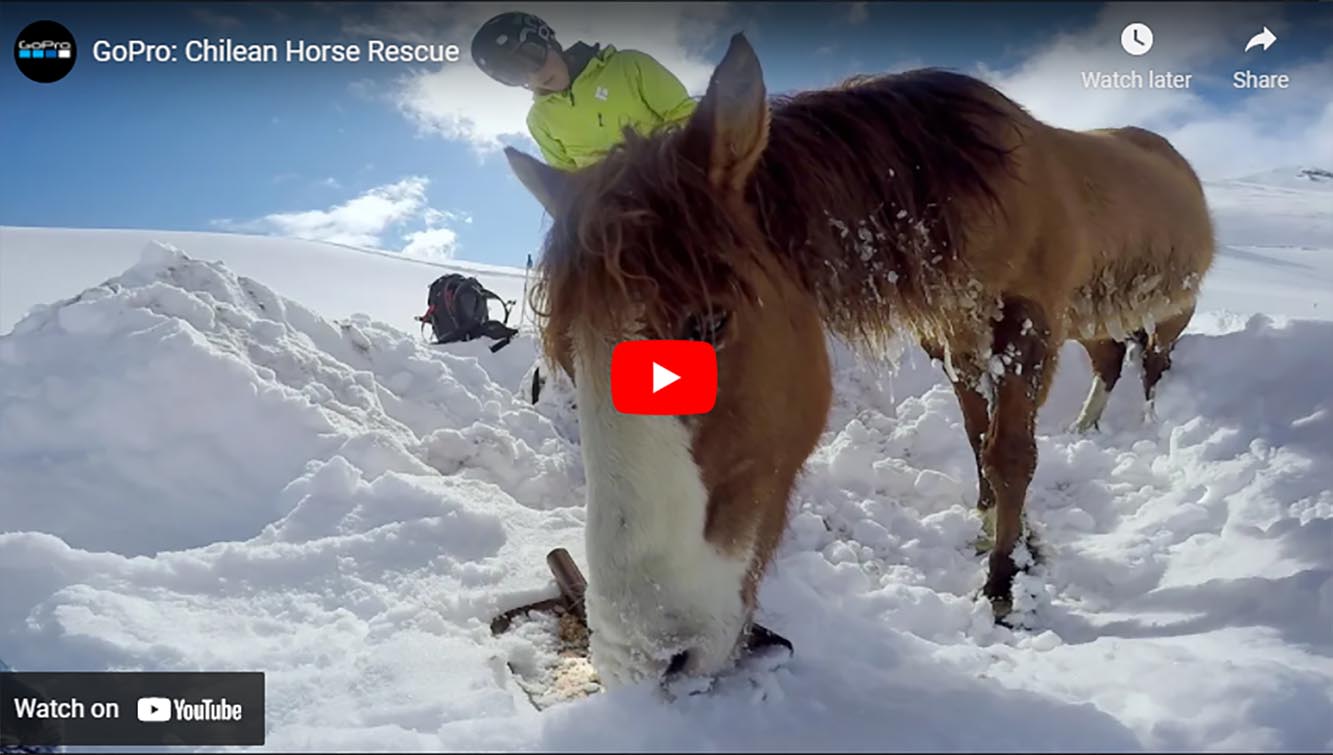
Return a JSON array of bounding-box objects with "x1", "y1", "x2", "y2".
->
[{"x1": 665, "y1": 650, "x2": 690, "y2": 677}]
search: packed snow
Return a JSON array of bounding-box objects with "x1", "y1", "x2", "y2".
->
[{"x1": 1, "y1": 167, "x2": 1331, "y2": 751}]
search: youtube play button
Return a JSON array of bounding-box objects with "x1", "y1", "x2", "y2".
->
[
  {"x1": 612, "y1": 340, "x2": 717, "y2": 415},
  {"x1": 653, "y1": 362, "x2": 680, "y2": 393}
]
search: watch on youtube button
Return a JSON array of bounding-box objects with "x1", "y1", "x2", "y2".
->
[{"x1": 611, "y1": 340, "x2": 717, "y2": 415}]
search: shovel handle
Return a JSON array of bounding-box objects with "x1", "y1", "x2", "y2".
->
[{"x1": 546, "y1": 548, "x2": 587, "y2": 618}]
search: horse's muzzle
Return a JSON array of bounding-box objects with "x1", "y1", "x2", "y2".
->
[{"x1": 659, "y1": 623, "x2": 794, "y2": 686}]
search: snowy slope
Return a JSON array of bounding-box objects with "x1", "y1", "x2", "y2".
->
[
  {"x1": 1, "y1": 169, "x2": 1332, "y2": 751},
  {"x1": 1200, "y1": 167, "x2": 1333, "y2": 323},
  {"x1": 0, "y1": 227, "x2": 536, "y2": 336}
]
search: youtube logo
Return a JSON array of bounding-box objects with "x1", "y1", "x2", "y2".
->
[
  {"x1": 137, "y1": 697, "x2": 171, "y2": 722},
  {"x1": 611, "y1": 340, "x2": 717, "y2": 415}
]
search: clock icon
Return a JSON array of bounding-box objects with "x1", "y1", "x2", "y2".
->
[{"x1": 1121, "y1": 22, "x2": 1153, "y2": 56}]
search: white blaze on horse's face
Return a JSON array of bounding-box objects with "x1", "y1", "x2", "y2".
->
[{"x1": 572, "y1": 327, "x2": 754, "y2": 687}]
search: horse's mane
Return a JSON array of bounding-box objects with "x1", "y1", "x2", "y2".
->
[
  {"x1": 531, "y1": 68, "x2": 1026, "y2": 365},
  {"x1": 753, "y1": 69, "x2": 1025, "y2": 347}
]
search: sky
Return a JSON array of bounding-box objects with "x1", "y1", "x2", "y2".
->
[{"x1": 2, "y1": 1, "x2": 1331, "y2": 269}]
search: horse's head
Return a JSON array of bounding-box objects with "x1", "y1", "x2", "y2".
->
[{"x1": 505, "y1": 34, "x2": 831, "y2": 686}]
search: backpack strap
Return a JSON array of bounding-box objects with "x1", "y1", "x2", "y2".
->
[{"x1": 474, "y1": 284, "x2": 516, "y2": 324}]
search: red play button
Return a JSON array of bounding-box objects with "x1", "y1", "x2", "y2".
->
[{"x1": 611, "y1": 340, "x2": 717, "y2": 415}]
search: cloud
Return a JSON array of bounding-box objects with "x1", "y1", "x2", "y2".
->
[
  {"x1": 846, "y1": 2, "x2": 869, "y2": 25},
  {"x1": 401, "y1": 226, "x2": 460, "y2": 260},
  {"x1": 339, "y1": 2, "x2": 734, "y2": 155},
  {"x1": 425, "y1": 208, "x2": 472, "y2": 226},
  {"x1": 216, "y1": 177, "x2": 473, "y2": 259},
  {"x1": 976, "y1": 3, "x2": 1333, "y2": 179},
  {"x1": 401, "y1": 208, "x2": 470, "y2": 260},
  {"x1": 215, "y1": 177, "x2": 463, "y2": 255},
  {"x1": 1167, "y1": 71, "x2": 1333, "y2": 180}
]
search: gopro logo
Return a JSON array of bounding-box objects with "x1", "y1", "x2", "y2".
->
[
  {"x1": 17, "y1": 41, "x2": 73, "y2": 59},
  {"x1": 18, "y1": 40, "x2": 73, "y2": 50},
  {"x1": 13, "y1": 20, "x2": 78, "y2": 83},
  {"x1": 137, "y1": 697, "x2": 171, "y2": 722}
]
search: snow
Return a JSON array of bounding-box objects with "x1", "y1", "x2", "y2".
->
[
  {"x1": 0, "y1": 227, "x2": 534, "y2": 335},
  {"x1": 1, "y1": 167, "x2": 1332, "y2": 751},
  {"x1": 1198, "y1": 168, "x2": 1333, "y2": 324}
]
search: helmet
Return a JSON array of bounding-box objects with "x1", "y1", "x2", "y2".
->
[{"x1": 471, "y1": 12, "x2": 559, "y2": 86}]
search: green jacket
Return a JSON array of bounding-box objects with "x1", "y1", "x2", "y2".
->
[{"x1": 527, "y1": 44, "x2": 698, "y2": 171}]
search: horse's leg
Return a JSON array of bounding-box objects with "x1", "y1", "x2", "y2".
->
[
  {"x1": 1141, "y1": 303, "x2": 1195, "y2": 404},
  {"x1": 981, "y1": 297, "x2": 1057, "y2": 617},
  {"x1": 920, "y1": 338, "x2": 994, "y2": 512},
  {"x1": 1072, "y1": 338, "x2": 1127, "y2": 433}
]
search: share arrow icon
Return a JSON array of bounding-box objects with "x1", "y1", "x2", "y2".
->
[{"x1": 1245, "y1": 26, "x2": 1277, "y2": 53}]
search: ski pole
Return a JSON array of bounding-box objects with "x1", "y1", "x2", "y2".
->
[{"x1": 519, "y1": 253, "x2": 532, "y2": 330}]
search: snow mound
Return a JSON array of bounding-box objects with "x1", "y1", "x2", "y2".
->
[
  {"x1": 0, "y1": 226, "x2": 535, "y2": 337},
  {"x1": 0, "y1": 242, "x2": 578, "y2": 556},
  {"x1": 2, "y1": 242, "x2": 1331, "y2": 751}
]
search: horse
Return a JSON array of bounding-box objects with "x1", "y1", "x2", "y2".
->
[{"x1": 503, "y1": 33, "x2": 1215, "y2": 687}]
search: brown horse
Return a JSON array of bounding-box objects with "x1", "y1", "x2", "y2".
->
[{"x1": 504, "y1": 34, "x2": 1214, "y2": 687}]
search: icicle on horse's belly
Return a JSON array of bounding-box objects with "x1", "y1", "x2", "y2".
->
[{"x1": 1066, "y1": 266, "x2": 1203, "y2": 342}]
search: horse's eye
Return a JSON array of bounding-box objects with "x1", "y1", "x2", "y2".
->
[{"x1": 684, "y1": 310, "x2": 730, "y2": 346}]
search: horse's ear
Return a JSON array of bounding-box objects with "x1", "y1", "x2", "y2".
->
[
  {"x1": 505, "y1": 146, "x2": 570, "y2": 216},
  {"x1": 685, "y1": 33, "x2": 769, "y2": 193}
]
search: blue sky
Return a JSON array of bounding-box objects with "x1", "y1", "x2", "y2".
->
[{"x1": 3, "y1": 1, "x2": 1331, "y2": 269}]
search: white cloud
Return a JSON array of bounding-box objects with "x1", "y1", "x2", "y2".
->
[
  {"x1": 846, "y1": 2, "x2": 868, "y2": 25},
  {"x1": 401, "y1": 226, "x2": 460, "y2": 260},
  {"x1": 424, "y1": 208, "x2": 472, "y2": 226},
  {"x1": 258, "y1": 177, "x2": 427, "y2": 246},
  {"x1": 976, "y1": 3, "x2": 1333, "y2": 180},
  {"x1": 215, "y1": 177, "x2": 467, "y2": 257},
  {"x1": 216, "y1": 177, "x2": 473, "y2": 259},
  {"x1": 341, "y1": 2, "x2": 734, "y2": 155},
  {"x1": 404, "y1": 207, "x2": 470, "y2": 260},
  {"x1": 1168, "y1": 84, "x2": 1333, "y2": 180}
]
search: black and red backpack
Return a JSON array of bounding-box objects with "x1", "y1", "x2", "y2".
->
[{"x1": 416, "y1": 274, "x2": 518, "y2": 352}]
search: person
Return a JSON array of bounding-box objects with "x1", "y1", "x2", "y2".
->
[{"x1": 470, "y1": 11, "x2": 698, "y2": 171}]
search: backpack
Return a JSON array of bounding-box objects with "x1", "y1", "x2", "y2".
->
[{"x1": 417, "y1": 274, "x2": 518, "y2": 352}]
